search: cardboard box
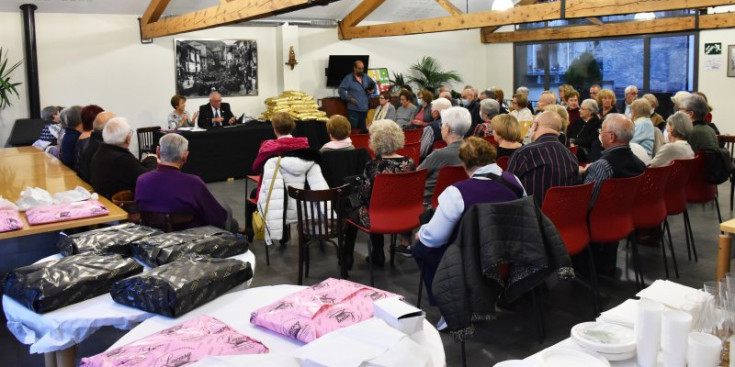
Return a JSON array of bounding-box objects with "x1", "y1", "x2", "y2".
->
[{"x1": 373, "y1": 297, "x2": 424, "y2": 335}]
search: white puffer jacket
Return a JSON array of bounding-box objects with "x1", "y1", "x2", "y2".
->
[{"x1": 258, "y1": 154, "x2": 329, "y2": 245}]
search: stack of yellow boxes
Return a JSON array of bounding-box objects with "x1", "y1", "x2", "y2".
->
[{"x1": 261, "y1": 90, "x2": 328, "y2": 122}]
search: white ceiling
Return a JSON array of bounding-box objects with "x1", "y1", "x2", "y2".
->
[{"x1": 0, "y1": 0, "x2": 504, "y2": 23}]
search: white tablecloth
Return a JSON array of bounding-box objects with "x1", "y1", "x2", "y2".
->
[
  {"x1": 110, "y1": 285, "x2": 446, "y2": 367},
  {"x1": 3, "y1": 250, "x2": 256, "y2": 354}
]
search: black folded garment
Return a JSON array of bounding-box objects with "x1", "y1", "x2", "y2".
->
[
  {"x1": 3, "y1": 253, "x2": 144, "y2": 313},
  {"x1": 110, "y1": 255, "x2": 252, "y2": 317},
  {"x1": 132, "y1": 226, "x2": 248, "y2": 268},
  {"x1": 57, "y1": 223, "x2": 163, "y2": 256}
]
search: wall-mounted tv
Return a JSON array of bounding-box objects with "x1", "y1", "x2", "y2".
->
[{"x1": 326, "y1": 55, "x2": 370, "y2": 88}]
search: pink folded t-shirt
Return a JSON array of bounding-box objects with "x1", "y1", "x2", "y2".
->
[
  {"x1": 25, "y1": 200, "x2": 109, "y2": 225},
  {"x1": 81, "y1": 315, "x2": 268, "y2": 367},
  {"x1": 250, "y1": 278, "x2": 402, "y2": 343},
  {"x1": 0, "y1": 210, "x2": 23, "y2": 232}
]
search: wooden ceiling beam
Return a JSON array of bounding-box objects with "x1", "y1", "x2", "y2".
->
[
  {"x1": 141, "y1": 0, "x2": 171, "y2": 24},
  {"x1": 587, "y1": 17, "x2": 604, "y2": 25},
  {"x1": 435, "y1": 0, "x2": 463, "y2": 16},
  {"x1": 564, "y1": 0, "x2": 735, "y2": 18},
  {"x1": 479, "y1": 0, "x2": 538, "y2": 39},
  {"x1": 341, "y1": 0, "x2": 387, "y2": 28},
  {"x1": 140, "y1": 0, "x2": 326, "y2": 39}
]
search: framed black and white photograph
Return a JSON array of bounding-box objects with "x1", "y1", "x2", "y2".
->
[
  {"x1": 729, "y1": 45, "x2": 735, "y2": 77},
  {"x1": 175, "y1": 39, "x2": 258, "y2": 97}
]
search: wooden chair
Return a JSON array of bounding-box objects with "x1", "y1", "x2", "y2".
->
[
  {"x1": 287, "y1": 185, "x2": 349, "y2": 285},
  {"x1": 139, "y1": 211, "x2": 195, "y2": 233},
  {"x1": 111, "y1": 190, "x2": 140, "y2": 224},
  {"x1": 136, "y1": 126, "x2": 161, "y2": 160}
]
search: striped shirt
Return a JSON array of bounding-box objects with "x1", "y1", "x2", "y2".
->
[{"x1": 507, "y1": 133, "x2": 579, "y2": 206}]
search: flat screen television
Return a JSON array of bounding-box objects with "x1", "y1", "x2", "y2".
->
[{"x1": 326, "y1": 55, "x2": 369, "y2": 88}]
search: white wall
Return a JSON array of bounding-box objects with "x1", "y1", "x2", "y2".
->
[
  {"x1": 0, "y1": 12, "x2": 29, "y2": 144},
  {"x1": 698, "y1": 28, "x2": 735, "y2": 134}
]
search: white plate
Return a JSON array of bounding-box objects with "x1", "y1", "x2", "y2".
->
[
  {"x1": 597, "y1": 349, "x2": 635, "y2": 361},
  {"x1": 571, "y1": 321, "x2": 636, "y2": 354},
  {"x1": 494, "y1": 360, "x2": 540, "y2": 367},
  {"x1": 540, "y1": 348, "x2": 610, "y2": 367}
]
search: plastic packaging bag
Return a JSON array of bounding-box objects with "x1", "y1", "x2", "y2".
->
[
  {"x1": 3, "y1": 252, "x2": 144, "y2": 313},
  {"x1": 52, "y1": 185, "x2": 94, "y2": 204},
  {"x1": 80, "y1": 315, "x2": 269, "y2": 367},
  {"x1": 25, "y1": 200, "x2": 109, "y2": 225},
  {"x1": 15, "y1": 187, "x2": 53, "y2": 211},
  {"x1": 132, "y1": 226, "x2": 248, "y2": 267},
  {"x1": 57, "y1": 223, "x2": 163, "y2": 256},
  {"x1": 110, "y1": 255, "x2": 253, "y2": 317},
  {"x1": 0, "y1": 210, "x2": 23, "y2": 233},
  {"x1": 0, "y1": 195, "x2": 19, "y2": 211}
]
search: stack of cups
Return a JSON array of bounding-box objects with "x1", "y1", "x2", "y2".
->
[
  {"x1": 660, "y1": 310, "x2": 692, "y2": 367},
  {"x1": 636, "y1": 300, "x2": 665, "y2": 367},
  {"x1": 687, "y1": 332, "x2": 722, "y2": 366}
]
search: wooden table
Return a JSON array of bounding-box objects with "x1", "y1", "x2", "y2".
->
[
  {"x1": 718, "y1": 218, "x2": 735, "y2": 280},
  {"x1": 0, "y1": 147, "x2": 127, "y2": 240}
]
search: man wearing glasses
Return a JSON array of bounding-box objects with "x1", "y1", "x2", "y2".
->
[{"x1": 198, "y1": 91, "x2": 236, "y2": 129}]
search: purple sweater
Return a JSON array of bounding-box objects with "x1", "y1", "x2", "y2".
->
[{"x1": 135, "y1": 165, "x2": 227, "y2": 229}]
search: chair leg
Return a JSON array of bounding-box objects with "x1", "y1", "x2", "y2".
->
[
  {"x1": 297, "y1": 241, "x2": 304, "y2": 286},
  {"x1": 684, "y1": 210, "x2": 698, "y2": 262},
  {"x1": 531, "y1": 286, "x2": 546, "y2": 344},
  {"x1": 417, "y1": 265, "x2": 425, "y2": 308},
  {"x1": 586, "y1": 247, "x2": 601, "y2": 315},
  {"x1": 461, "y1": 340, "x2": 467, "y2": 367},
  {"x1": 659, "y1": 225, "x2": 670, "y2": 279},
  {"x1": 629, "y1": 234, "x2": 643, "y2": 291},
  {"x1": 730, "y1": 181, "x2": 734, "y2": 212},
  {"x1": 368, "y1": 236, "x2": 375, "y2": 287},
  {"x1": 664, "y1": 220, "x2": 680, "y2": 278},
  {"x1": 390, "y1": 234, "x2": 397, "y2": 266},
  {"x1": 305, "y1": 242, "x2": 311, "y2": 278},
  {"x1": 265, "y1": 242, "x2": 270, "y2": 266},
  {"x1": 715, "y1": 197, "x2": 723, "y2": 232},
  {"x1": 682, "y1": 213, "x2": 692, "y2": 261}
]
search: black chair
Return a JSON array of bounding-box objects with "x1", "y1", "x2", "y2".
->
[
  {"x1": 287, "y1": 184, "x2": 349, "y2": 285},
  {"x1": 139, "y1": 211, "x2": 195, "y2": 233},
  {"x1": 5, "y1": 118, "x2": 45, "y2": 147},
  {"x1": 136, "y1": 126, "x2": 161, "y2": 159},
  {"x1": 718, "y1": 135, "x2": 735, "y2": 211},
  {"x1": 319, "y1": 148, "x2": 371, "y2": 188}
]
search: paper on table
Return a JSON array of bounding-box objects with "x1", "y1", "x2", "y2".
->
[
  {"x1": 636, "y1": 280, "x2": 697, "y2": 310},
  {"x1": 597, "y1": 299, "x2": 639, "y2": 328},
  {"x1": 191, "y1": 353, "x2": 301, "y2": 367}
]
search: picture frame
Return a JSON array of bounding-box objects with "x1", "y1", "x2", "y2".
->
[
  {"x1": 729, "y1": 45, "x2": 735, "y2": 77},
  {"x1": 174, "y1": 39, "x2": 258, "y2": 97}
]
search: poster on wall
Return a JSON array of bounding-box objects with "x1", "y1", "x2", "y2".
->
[
  {"x1": 729, "y1": 45, "x2": 735, "y2": 77},
  {"x1": 368, "y1": 68, "x2": 391, "y2": 95},
  {"x1": 175, "y1": 39, "x2": 258, "y2": 97}
]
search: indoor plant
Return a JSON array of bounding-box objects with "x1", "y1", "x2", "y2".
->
[
  {"x1": 0, "y1": 48, "x2": 22, "y2": 110},
  {"x1": 406, "y1": 56, "x2": 462, "y2": 94}
]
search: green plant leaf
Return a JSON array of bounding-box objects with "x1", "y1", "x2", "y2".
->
[
  {"x1": 0, "y1": 47, "x2": 22, "y2": 109},
  {"x1": 405, "y1": 56, "x2": 462, "y2": 94}
]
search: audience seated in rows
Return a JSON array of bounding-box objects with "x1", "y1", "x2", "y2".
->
[
  {"x1": 320, "y1": 115, "x2": 354, "y2": 152},
  {"x1": 413, "y1": 136, "x2": 526, "y2": 307},
  {"x1": 90, "y1": 117, "x2": 157, "y2": 199},
  {"x1": 649, "y1": 111, "x2": 695, "y2": 168},
  {"x1": 419, "y1": 107, "x2": 472, "y2": 204},
  {"x1": 570, "y1": 98, "x2": 602, "y2": 162},
  {"x1": 472, "y1": 99, "x2": 500, "y2": 137},
  {"x1": 545, "y1": 104, "x2": 570, "y2": 146},
  {"x1": 630, "y1": 99, "x2": 656, "y2": 157},
  {"x1": 616, "y1": 85, "x2": 638, "y2": 119},
  {"x1": 492, "y1": 114, "x2": 523, "y2": 158},
  {"x1": 461, "y1": 87, "x2": 481, "y2": 134},
  {"x1": 371, "y1": 91, "x2": 396, "y2": 125},
  {"x1": 509, "y1": 93, "x2": 533, "y2": 123},
  {"x1": 597, "y1": 89, "x2": 618, "y2": 121},
  {"x1": 565, "y1": 90, "x2": 581, "y2": 138},
  {"x1": 59, "y1": 106, "x2": 83, "y2": 168},
  {"x1": 535, "y1": 91, "x2": 557, "y2": 114},
  {"x1": 642, "y1": 93, "x2": 665, "y2": 130},
  {"x1": 419, "y1": 97, "x2": 453, "y2": 159},
  {"x1": 507, "y1": 111, "x2": 579, "y2": 207},
  {"x1": 78, "y1": 111, "x2": 115, "y2": 183},
  {"x1": 492, "y1": 87, "x2": 509, "y2": 115},
  {"x1": 395, "y1": 90, "x2": 418, "y2": 129},
  {"x1": 411, "y1": 89, "x2": 434, "y2": 128},
  {"x1": 344, "y1": 119, "x2": 416, "y2": 268},
  {"x1": 136, "y1": 133, "x2": 238, "y2": 232},
  {"x1": 35, "y1": 105, "x2": 61, "y2": 151},
  {"x1": 683, "y1": 94, "x2": 719, "y2": 151},
  {"x1": 74, "y1": 105, "x2": 104, "y2": 180}
]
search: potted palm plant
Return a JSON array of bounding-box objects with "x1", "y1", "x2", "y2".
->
[
  {"x1": 0, "y1": 48, "x2": 22, "y2": 110},
  {"x1": 406, "y1": 56, "x2": 462, "y2": 94}
]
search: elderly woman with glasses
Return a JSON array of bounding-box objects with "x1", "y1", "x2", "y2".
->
[{"x1": 371, "y1": 91, "x2": 396, "y2": 125}]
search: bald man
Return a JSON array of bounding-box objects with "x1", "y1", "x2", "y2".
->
[
  {"x1": 507, "y1": 111, "x2": 579, "y2": 206},
  {"x1": 198, "y1": 91, "x2": 236, "y2": 129},
  {"x1": 78, "y1": 110, "x2": 117, "y2": 182}
]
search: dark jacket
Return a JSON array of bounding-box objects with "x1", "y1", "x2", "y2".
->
[
  {"x1": 197, "y1": 102, "x2": 235, "y2": 129},
  {"x1": 77, "y1": 131, "x2": 103, "y2": 182},
  {"x1": 433, "y1": 196, "x2": 574, "y2": 340},
  {"x1": 90, "y1": 144, "x2": 157, "y2": 198}
]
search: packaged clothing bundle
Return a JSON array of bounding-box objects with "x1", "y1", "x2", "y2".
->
[
  {"x1": 25, "y1": 200, "x2": 109, "y2": 225},
  {"x1": 80, "y1": 315, "x2": 269, "y2": 367},
  {"x1": 56, "y1": 223, "x2": 163, "y2": 256},
  {"x1": 132, "y1": 226, "x2": 248, "y2": 267},
  {"x1": 110, "y1": 255, "x2": 253, "y2": 317},
  {"x1": 3, "y1": 252, "x2": 143, "y2": 313},
  {"x1": 250, "y1": 278, "x2": 402, "y2": 343},
  {"x1": 0, "y1": 210, "x2": 23, "y2": 233}
]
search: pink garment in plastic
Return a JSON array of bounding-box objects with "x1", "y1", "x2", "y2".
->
[
  {"x1": 0, "y1": 210, "x2": 23, "y2": 232},
  {"x1": 25, "y1": 200, "x2": 109, "y2": 225},
  {"x1": 80, "y1": 315, "x2": 269, "y2": 367},
  {"x1": 250, "y1": 278, "x2": 402, "y2": 343}
]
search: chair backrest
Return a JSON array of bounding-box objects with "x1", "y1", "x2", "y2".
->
[
  {"x1": 542, "y1": 182, "x2": 594, "y2": 256},
  {"x1": 496, "y1": 156, "x2": 510, "y2": 171},
  {"x1": 664, "y1": 158, "x2": 696, "y2": 215},
  {"x1": 319, "y1": 148, "x2": 371, "y2": 188},
  {"x1": 112, "y1": 190, "x2": 140, "y2": 223},
  {"x1": 287, "y1": 184, "x2": 349, "y2": 241},
  {"x1": 430, "y1": 165, "x2": 469, "y2": 209},
  {"x1": 6, "y1": 118, "x2": 45, "y2": 147},
  {"x1": 432, "y1": 140, "x2": 447, "y2": 151},
  {"x1": 588, "y1": 175, "x2": 643, "y2": 243},
  {"x1": 136, "y1": 126, "x2": 161, "y2": 160},
  {"x1": 396, "y1": 141, "x2": 421, "y2": 166},
  {"x1": 139, "y1": 211, "x2": 195, "y2": 232},
  {"x1": 369, "y1": 169, "x2": 428, "y2": 233},
  {"x1": 569, "y1": 145, "x2": 578, "y2": 156},
  {"x1": 686, "y1": 152, "x2": 718, "y2": 204},
  {"x1": 482, "y1": 135, "x2": 499, "y2": 147},
  {"x1": 632, "y1": 164, "x2": 673, "y2": 229},
  {"x1": 350, "y1": 133, "x2": 374, "y2": 158},
  {"x1": 718, "y1": 135, "x2": 735, "y2": 156},
  {"x1": 404, "y1": 128, "x2": 424, "y2": 144}
]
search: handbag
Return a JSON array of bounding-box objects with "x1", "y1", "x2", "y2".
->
[
  {"x1": 342, "y1": 174, "x2": 365, "y2": 211},
  {"x1": 252, "y1": 157, "x2": 282, "y2": 241}
]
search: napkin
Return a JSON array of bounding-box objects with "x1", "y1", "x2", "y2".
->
[
  {"x1": 636, "y1": 280, "x2": 697, "y2": 310},
  {"x1": 597, "y1": 299, "x2": 639, "y2": 328}
]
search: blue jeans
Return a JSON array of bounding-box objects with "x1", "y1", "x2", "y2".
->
[
  {"x1": 412, "y1": 241, "x2": 449, "y2": 306},
  {"x1": 347, "y1": 110, "x2": 367, "y2": 132}
]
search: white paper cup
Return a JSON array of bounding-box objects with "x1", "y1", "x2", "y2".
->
[
  {"x1": 637, "y1": 300, "x2": 665, "y2": 367},
  {"x1": 661, "y1": 310, "x2": 692, "y2": 351},
  {"x1": 687, "y1": 332, "x2": 722, "y2": 367}
]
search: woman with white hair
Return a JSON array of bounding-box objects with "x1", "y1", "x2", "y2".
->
[
  {"x1": 343, "y1": 119, "x2": 416, "y2": 268},
  {"x1": 649, "y1": 112, "x2": 695, "y2": 167}
]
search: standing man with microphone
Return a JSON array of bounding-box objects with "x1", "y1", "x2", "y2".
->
[
  {"x1": 198, "y1": 91, "x2": 236, "y2": 129},
  {"x1": 338, "y1": 60, "x2": 376, "y2": 132}
]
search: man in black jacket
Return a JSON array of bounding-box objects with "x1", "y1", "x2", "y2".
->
[
  {"x1": 90, "y1": 117, "x2": 157, "y2": 198},
  {"x1": 197, "y1": 91, "x2": 236, "y2": 128},
  {"x1": 78, "y1": 111, "x2": 115, "y2": 182}
]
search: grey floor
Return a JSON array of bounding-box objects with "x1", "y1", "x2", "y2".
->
[{"x1": 1, "y1": 179, "x2": 732, "y2": 367}]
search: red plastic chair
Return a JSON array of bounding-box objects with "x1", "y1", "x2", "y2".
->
[
  {"x1": 569, "y1": 145, "x2": 578, "y2": 156},
  {"x1": 483, "y1": 135, "x2": 499, "y2": 146},
  {"x1": 687, "y1": 152, "x2": 722, "y2": 221},
  {"x1": 430, "y1": 166, "x2": 469, "y2": 209},
  {"x1": 629, "y1": 165, "x2": 677, "y2": 289},
  {"x1": 663, "y1": 158, "x2": 697, "y2": 261},
  {"x1": 397, "y1": 142, "x2": 421, "y2": 166},
  {"x1": 350, "y1": 133, "x2": 375, "y2": 158},
  {"x1": 404, "y1": 128, "x2": 424, "y2": 144},
  {"x1": 432, "y1": 140, "x2": 447, "y2": 151},
  {"x1": 497, "y1": 156, "x2": 510, "y2": 171},
  {"x1": 346, "y1": 170, "x2": 428, "y2": 285}
]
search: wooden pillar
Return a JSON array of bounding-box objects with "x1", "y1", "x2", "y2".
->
[{"x1": 717, "y1": 234, "x2": 731, "y2": 280}]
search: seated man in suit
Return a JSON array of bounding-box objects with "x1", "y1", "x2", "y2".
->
[{"x1": 197, "y1": 91, "x2": 236, "y2": 128}]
